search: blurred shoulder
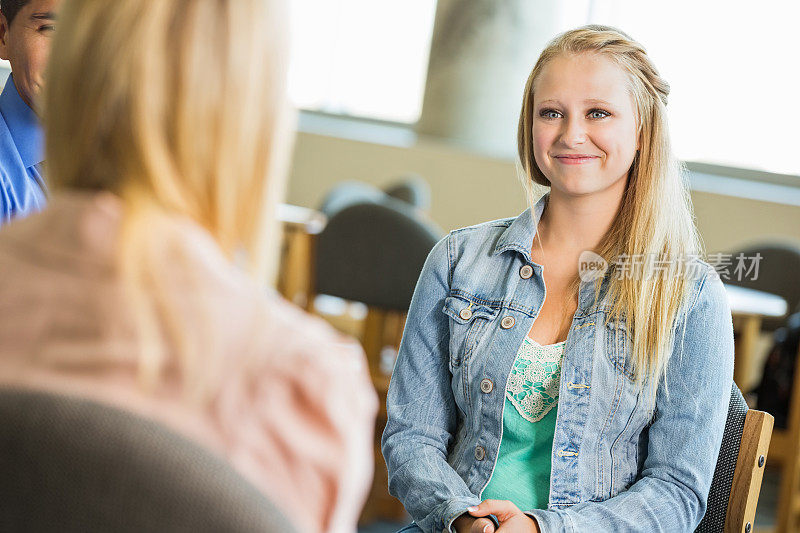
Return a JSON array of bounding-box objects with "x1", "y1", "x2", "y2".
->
[{"x1": 248, "y1": 291, "x2": 370, "y2": 377}]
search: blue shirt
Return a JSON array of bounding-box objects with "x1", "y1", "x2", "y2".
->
[{"x1": 0, "y1": 74, "x2": 46, "y2": 227}]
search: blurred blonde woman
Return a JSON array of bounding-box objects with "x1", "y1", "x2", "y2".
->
[
  {"x1": 0, "y1": 1, "x2": 377, "y2": 531},
  {"x1": 382, "y1": 25, "x2": 733, "y2": 532}
]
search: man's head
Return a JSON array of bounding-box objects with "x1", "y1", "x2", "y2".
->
[{"x1": 0, "y1": 0, "x2": 60, "y2": 109}]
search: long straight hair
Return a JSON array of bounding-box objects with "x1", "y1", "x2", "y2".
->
[
  {"x1": 43, "y1": 0, "x2": 292, "y2": 400},
  {"x1": 517, "y1": 25, "x2": 703, "y2": 393}
]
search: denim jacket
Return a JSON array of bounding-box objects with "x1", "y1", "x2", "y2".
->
[{"x1": 381, "y1": 194, "x2": 734, "y2": 533}]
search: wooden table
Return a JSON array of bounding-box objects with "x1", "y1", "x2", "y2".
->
[{"x1": 725, "y1": 284, "x2": 788, "y2": 391}]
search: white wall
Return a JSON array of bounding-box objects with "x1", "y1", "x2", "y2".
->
[{"x1": 286, "y1": 130, "x2": 800, "y2": 255}]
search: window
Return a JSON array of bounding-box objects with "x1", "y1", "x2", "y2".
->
[
  {"x1": 290, "y1": 0, "x2": 798, "y2": 176},
  {"x1": 560, "y1": 0, "x2": 800, "y2": 176},
  {"x1": 288, "y1": 0, "x2": 437, "y2": 124}
]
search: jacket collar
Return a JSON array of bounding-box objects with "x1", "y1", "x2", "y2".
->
[
  {"x1": 492, "y1": 191, "x2": 610, "y2": 311},
  {"x1": 491, "y1": 192, "x2": 549, "y2": 264}
]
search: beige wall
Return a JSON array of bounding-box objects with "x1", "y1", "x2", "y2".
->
[{"x1": 287, "y1": 130, "x2": 800, "y2": 254}]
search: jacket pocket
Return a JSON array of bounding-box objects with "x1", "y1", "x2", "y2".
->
[
  {"x1": 604, "y1": 317, "x2": 637, "y2": 381},
  {"x1": 442, "y1": 294, "x2": 499, "y2": 370}
]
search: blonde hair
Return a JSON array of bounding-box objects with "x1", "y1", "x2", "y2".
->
[
  {"x1": 517, "y1": 25, "x2": 702, "y2": 392},
  {"x1": 43, "y1": 0, "x2": 292, "y2": 399}
]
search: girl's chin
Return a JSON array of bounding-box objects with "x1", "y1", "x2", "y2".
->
[
  {"x1": 550, "y1": 181, "x2": 606, "y2": 197},
  {"x1": 548, "y1": 175, "x2": 626, "y2": 198}
]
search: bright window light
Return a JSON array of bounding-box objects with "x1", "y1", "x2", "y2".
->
[
  {"x1": 561, "y1": 0, "x2": 800, "y2": 176},
  {"x1": 289, "y1": 0, "x2": 798, "y2": 176},
  {"x1": 288, "y1": 0, "x2": 437, "y2": 124}
]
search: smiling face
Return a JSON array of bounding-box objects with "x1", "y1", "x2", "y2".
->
[
  {"x1": 532, "y1": 52, "x2": 640, "y2": 198},
  {"x1": 0, "y1": 0, "x2": 60, "y2": 109}
]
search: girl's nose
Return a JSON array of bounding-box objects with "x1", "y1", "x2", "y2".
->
[{"x1": 560, "y1": 117, "x2": 587, "y2": 147}]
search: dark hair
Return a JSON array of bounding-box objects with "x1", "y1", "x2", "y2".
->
[{"x1": 0, "y1": 0, "x2": 29, "y2": 26}]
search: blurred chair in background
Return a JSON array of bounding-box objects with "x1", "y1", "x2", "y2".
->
[
  {"x1": 312, "y1": 198, "x2": 443, "y2": 524},
  {"x1": 318, "y1": 181, "x2": 388, "y2": 219},
  {"x1": 0, "y1": 388, "x2": 295, "y2": 533},
  {"x1": 281, "y1": 176, "x2": 438, "y2": 332},
  {"x1": 757, "y1": 312, "x2": 800, "y2": 430},
  {"x1": 383, "y1": 173, "x2": 432, "y2": 212},
  {"x1": 719, "y1": 243, "x2": 798, "y2": 396},
  {"x1": 319, "y1": 175, "x2": 433, "y2": 218},
  {"x1": 314, "y1": 199, "x2": 442, "y2": 319},
  {"x1": 715, "y1": 243, "x2": 800, "y2": 531},
  {"x1": 276, "y1": 177, "x2": 441, "y2": 524},
  {"x1": 755, "y1": 313, "x2": 800, "y2": 533},
  {"x1": 723, "y1": 243, "x2": 800, "y2": 333}
]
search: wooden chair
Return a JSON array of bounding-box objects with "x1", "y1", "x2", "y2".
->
[
  {"x1": 768, "y1": 341, "x2": 800, "y2": 532},
  {"x1": 696, "y1": 383, "x2": 774, "y2": 533}
]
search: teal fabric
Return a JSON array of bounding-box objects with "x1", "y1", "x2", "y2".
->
[
  {"x1": 481, "y1": 338, "x2": 564, "y2": 511},
  {"x1": 481, "y1": 398, "x2": 557, "y2": 510}
]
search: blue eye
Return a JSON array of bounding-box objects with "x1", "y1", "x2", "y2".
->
[
  {"x1": 539, "y1": 109, "x2": 562, "y2": 119},
  {"x1": 588, "y1": 109, "x2": 610, "y2": 119}
]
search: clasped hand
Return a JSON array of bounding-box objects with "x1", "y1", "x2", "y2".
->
[{"x1": 453, "y1": 500, "x2": 540, "y2": 533}]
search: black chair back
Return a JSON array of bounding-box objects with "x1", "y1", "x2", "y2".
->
[
  {"x1": 0, "y1": 388, "x2": 295, "y2": 533},
  {"x1": 695, "y1": 383, "x2": 749, "y2": 532},
  {"x1": 315, "y1": 201, "x2": 442, "y2": 310}
]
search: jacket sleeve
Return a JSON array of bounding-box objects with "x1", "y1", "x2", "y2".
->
[
  {"x1": 381, "y1": 235, "x2": 482, "y2": 533},
  {"x1": 527, "y1": 269, "x2": 735, "y2": 532}
]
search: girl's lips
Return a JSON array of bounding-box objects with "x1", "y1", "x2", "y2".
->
[{"x1": 554, "y1": 155, "x2": 599, "y2": 165}]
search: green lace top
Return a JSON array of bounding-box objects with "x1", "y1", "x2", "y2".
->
[{"x1": 481, "y1": 336, "x2": 565, "y2": 510}]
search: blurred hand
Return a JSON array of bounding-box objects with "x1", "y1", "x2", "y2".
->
[{"x1": 466, "y1": 500, "x2": 540, "y2": 533}]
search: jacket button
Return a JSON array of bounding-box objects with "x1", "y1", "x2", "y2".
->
[
  {"x1": 520, "y1": 264, "x2": 533, "y2": 279},
  {"x1": 459, "y1": 307, "x2": 473, "y2": 320},
  {"x1": 500, "y1": 316, "x2": 515, "y2": 329},
  {"x1": 474, "y1": 445, "x2": 486, "y2": 460},
  {"x1": 480, "y1": 378, "x2": 494, "y2": 393}
]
